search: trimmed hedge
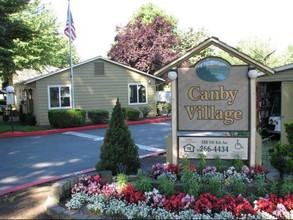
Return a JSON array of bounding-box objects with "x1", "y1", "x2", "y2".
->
[
  {"x1": 125, "y1": 108, "x2": 140, "y2": 121},
  {"x1": 285, "y1": 123, "x2": 293, "y2": 144},
  {"x1": 122, "y1": 107, "x2": 132, "y2": 119},
  {"x1": 139, "y1": 106, "x2": 152, "y2": 118},
  {"x1": 19, "y1": 113, "x2": 37, "y2": 126},
  {"x1": 48, "y1": 109, "x2": 86, "y2": 128},
  {"x1": 88, "y1": 109, "x2": 109, "y2": 124}
]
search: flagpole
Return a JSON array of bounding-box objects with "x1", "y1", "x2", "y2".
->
[{"x1": 68, "y1": 0, "x2": 75, "y2": 108}]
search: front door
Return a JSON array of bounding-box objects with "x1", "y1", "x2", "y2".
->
[{"x1": 281, "y1": 82, "x2": 293, "y2": 144}]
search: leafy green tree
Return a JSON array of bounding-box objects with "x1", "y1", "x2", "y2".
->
[
  {"x1": 237, "y1": 37, "x2": 279, "y2": 67},
  {"x1": 13, "y1": 0, "x2": 79, "y2": 73},
  {"x1": 130, "y1": 2, "x2": 178, "y2": 26},
  {"x1": 96, "y1": 98, "x2": 141, "y2": 175},
  {"x1": 218, "y1": 36, "x2": 290, "y2": 68},
  {"x1": 0, "y1": 0, "x2": 32, "y2": 85},
  {"x1": 1, "y1": 0, "x2": 79, "y2": 87},
  {"x1": 177, "y1": 27, "x2": 214, "y2": 66},
  {"x1": 285, "y1": 45, "x2": 293, "y2": 65}
]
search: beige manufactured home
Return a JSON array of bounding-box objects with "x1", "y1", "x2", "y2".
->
[{"x1": 14, "y1": 56, "x2": 164, "y2": 126}]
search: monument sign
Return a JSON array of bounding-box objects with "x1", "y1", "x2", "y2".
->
[{"x1": 177, "y1": 57, "x2": 249, "y2": 159}]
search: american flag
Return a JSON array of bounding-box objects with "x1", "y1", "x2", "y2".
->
[{"x1": 64, "y1": 5, "x2": 76, "y2": 41}]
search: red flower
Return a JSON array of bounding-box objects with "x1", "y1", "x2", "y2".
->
[
  {"x1": 234, "y1": 200, "x2": 256, "y2": 217},
  {"x1": 283, "y1": 194, "x2": 293, "y2": 210},
  {"x1": 91, "y1": 175, "x2": 106, "y2": 187},
  {"x1": 250, "y1": 164, "x2": 268, "y2": 175},
  {"x1": 215, "y1": 194, "x2": 236, "y2": 213},
  {"x1": 235, "y1": 195, "x2": 256, "y2": 216},
  {"x1": 188, "y1": 164, "x2": 197, "y2": 172},
  {"x1": 167, "y1": 163, "x2": 181, "y2": 175},
  {"x1": 164, "y1": 192, "x2": 185, "y2": 214},
  {"x1": 194, "y1": 193, "x2": 218, "y2": 213},
  {"x1": 255, "y1": 193, "x2": 293, "y2": 215},
  {"x1": 121, "y1": 183, "x2": 146, "y2": 204}
]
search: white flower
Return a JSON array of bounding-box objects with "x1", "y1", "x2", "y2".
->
[{"x1": 65, "y1": 192, "x2": 89, "y2": 209}]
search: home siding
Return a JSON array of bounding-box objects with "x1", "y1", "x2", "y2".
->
[
  {"x1": 35, "y1": 71, "x2": 71, "y2": 125},
  {"x1": 32, "y1": 61, "x2": 157, "y2": 126}
]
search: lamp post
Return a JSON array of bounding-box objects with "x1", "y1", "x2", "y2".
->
[
  {"x1": 6, "y1": 85, "x2": 15, "y2": 132},
  {"x1": 248, "y1": 69, "x2": 258, "y2": 166},
  {"x1": 168, "y1": 70, "x2": 178, "y2": 164}
]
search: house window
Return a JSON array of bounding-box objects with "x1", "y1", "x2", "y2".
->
[
  {"x1": 128, "y1": 83, "x2": 147, "y2": 104},
  {"x1": 48, "y1": 86, "x2": 71, "y2": 108}
]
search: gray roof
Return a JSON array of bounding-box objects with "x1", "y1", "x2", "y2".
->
[
  {"x1": 274, "y1": 63, "x2": 293, "y2": 72},
  {"x1": 22, "y1": 56, "x2": 164, "y2": 85},
  {"x1": 257, "y1": 63, "x2": 293, "y2": 82}
]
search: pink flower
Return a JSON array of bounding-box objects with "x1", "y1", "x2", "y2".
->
[
  {"x1": 202, "y1": 166, "x2": 217, "y2": 175},
  {"x1": 181, "y1": 194, "x2": 195, "y2": 209},
  {"x1": 273, "y1": 203, "x2": 288, "y2": 218},
  {"x1": 101, "y1": 184, "x2": 118, "y2": 198}
]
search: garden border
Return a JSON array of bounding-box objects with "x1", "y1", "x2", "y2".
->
[{"x1": 45, "y1": 171, "x2": 113, "y2": 219}]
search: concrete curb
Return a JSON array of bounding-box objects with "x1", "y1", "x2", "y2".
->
[{"x1": 0, "y1": 116, "x2": 171, "y2": 138}]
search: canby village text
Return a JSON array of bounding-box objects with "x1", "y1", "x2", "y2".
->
[{"x1": 184, "y1": 85, "x2": 242, "y2": 125}]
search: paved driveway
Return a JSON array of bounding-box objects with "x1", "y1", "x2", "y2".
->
[{"x1": 0, "y1": 121, "x2": 171, "y2": 192}]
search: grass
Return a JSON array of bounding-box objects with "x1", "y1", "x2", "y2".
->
[{"x1": 0, "y1": 120, "x2": 50, "y2": 133}]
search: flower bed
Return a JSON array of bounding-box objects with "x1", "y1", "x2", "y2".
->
[{"x1": 61, "y1": 159, "x2": 293, "y2": 219}]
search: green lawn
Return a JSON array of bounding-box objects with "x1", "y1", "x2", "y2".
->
[{"x1": 0, "y1": 121, "x2": 49, "y2": 133}]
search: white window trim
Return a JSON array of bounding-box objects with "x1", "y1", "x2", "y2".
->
[
  {"x1": 128, "y1": 83, "x2": 148, "y2": 105},
  {"x1": 48, "y1": 85, "x2": 72, "y2": 109}
]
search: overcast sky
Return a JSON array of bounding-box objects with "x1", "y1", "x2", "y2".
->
[{"x1": 45, "y1": 0, "x2": 293, "y2": 61}]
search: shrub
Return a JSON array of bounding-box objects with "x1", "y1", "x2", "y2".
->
[
  {"x1": 88, "y1": 109, "x2": 109, "y2": 124},
  {"x1": 157, "y1": 102, "x2": 172, "y2": 116},
  {"x1": 19, "y1": 113, "x2": 26, "y2": 123},
  {"x1": 285, "y1": 123, "x2": 293, "y2": 144},
  {"x1": 2, "y1": 113, "x2": 9, "y2": 121},
  {"x1": 116, "y1": 173, "x2": 128, "y2": 189},
  {"x1": 25, "y1": 113, "x2": 37, "y2": 126},
  {"x1": 163, "y1": 103, "x2": 171, "y2": 116},
  {"x1": 280, "y1": 175, "x2": 293, "y2": 196},
  {"x1": 158, "y1": 175, "x2": 175, "y2": 198},
  {"x1": 96, "y1": 98, "x2": 141, "y2": 175},
  {"x1": 139, "y1": 106, "x2": 152, "y2": 119},
  {"x1": 19, "y1": 113, "x2": 37, "y2": 126},
  {"x1": 48, "y1": 109, "x2": 86, "y2": 128},
  {"x1": 134, "y1": 173, "x2": 153, "y2": 193},
  {"x1": 125, "y1": 108, "x2": 140, "y2": 121},
  {"x1": 122, "y1": 107, "x2": 132, "y2": 119},
  {"x1": 269, "y1": 125, "x2": 293, "y2": 179}
]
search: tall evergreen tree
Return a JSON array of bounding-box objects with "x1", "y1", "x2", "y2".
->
[{"x1": 96, "y1": 98, "x2": 141, "y2": 175}]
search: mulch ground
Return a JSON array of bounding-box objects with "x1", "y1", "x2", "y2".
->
[{"x1": 0, "y1": 155, "x2": 166, "y2": 219}]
